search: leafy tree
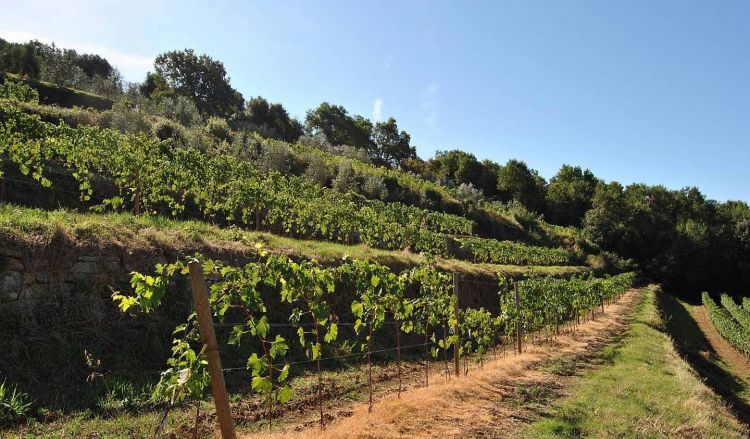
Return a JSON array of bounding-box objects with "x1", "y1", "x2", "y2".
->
[
  {"x1": 371, "y1": 117, "x2": 416, "y2": 167},
  {"x1": 496, "y1": 159, "x2": 546, "y2": 213},
  {"x1": 0, "y1": 39, "x2": 40, "y2": 77},
  {"x1": 582, "y1": 181, "x2": 628, "y2": 250},
  {"x1": 305, "y1": 102, "x2": 372, "y2": 150},
  {"x1": 545, "y1": 165, "x2": 599, "y2": 226},
  {"x1": 239, "y1": 96, "x2": 303, "y2": 142},
  {"x1": 74, "y1": 53, "x2": 115, "y2": 78},
  {"x1": 153, "y1": 49, "x2": 244, "y2": 118}
]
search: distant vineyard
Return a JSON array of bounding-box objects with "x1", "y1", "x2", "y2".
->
[
  {"x1": 0, "y1": 95, "x2": 575, "y2": 266},
  {"x1": 702, "y1": 292, "x2": 750, "y2": 356}
]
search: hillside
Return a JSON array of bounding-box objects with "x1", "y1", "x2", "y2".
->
[{"x1": 1, "y1": 33, "x2": 749, "y2": 439}]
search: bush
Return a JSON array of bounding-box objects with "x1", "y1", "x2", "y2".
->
[
  {"x1": 303, "y1": 153, "x2": 331, "y2": 186},
  {"x1": 204, "y1": 117, "x2": 232, "y2": 143},
  {"x1": 298, "y1": 133, "x2": 331, "y2": 150},
  {"x1": 361, "y1": 174, "x2": 388, "y2": 199},
  {"x1": 151, "y1": 118, "x2": 186, "y2": 143},
  {"x1": 332, "y1": 159, "x2": 359, "y2": 193},
  {"x1": 455, "y1": 183, "x2": 485, "y2": 207},
  {"x1": 258, "y1": 141, "x2": 295, "y2": 174},
  {"x1": 0, "y1": 79, "x2": 39, "y2": 102},
  {"x1": 110, "y1": 98, "x2": 150, "y2": 133},
  {"x1": 155, "y1": 95, "x2": 202, "y2": 127},
  {"x1": 0, "y1": 380, "x2": 32, "y2": 426}
]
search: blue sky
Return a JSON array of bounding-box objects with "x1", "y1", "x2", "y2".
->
[{"x1": 2, "y1": 0, "x2": 748, "y2": 202}]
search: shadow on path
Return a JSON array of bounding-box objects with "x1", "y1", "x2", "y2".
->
[{"x1": 657, "y1": 292, "x2": 750, "y2": 425}]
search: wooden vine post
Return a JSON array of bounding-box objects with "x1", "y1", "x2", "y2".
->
[
  {"x1": 514, "y1": 282, "x2": 522, "y2": 355},
  {"x1": 188, "y1": 260, "x2": 236, "y2": 439},
  {"x1": 453, "y1": 273, "x2": 460, "y2": 378}
]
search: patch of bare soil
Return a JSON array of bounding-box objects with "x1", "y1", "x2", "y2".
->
[{"x1": 236, "y1": 290, "x2": 642, "y2": 439}]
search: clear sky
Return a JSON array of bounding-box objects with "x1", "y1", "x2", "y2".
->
[{"x1": 1, "y1": 0, "x2": 748, "y2": 202}]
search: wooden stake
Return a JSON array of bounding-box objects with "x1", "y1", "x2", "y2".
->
[
  {"x1": 396, "y1": 321, "x2": 402, "y2": 398},
  {"x1": 315, "y1": 322, "x2": 324, "y2": 427},
  {"x1": 453, "y1": 273, "x2": 460, "y2": 378},
  {"x1": 514, "y1": 283, "x2": 522, "y2": 355},
  {"x1": 368, "y1": 321, "x2": 373, "y2": 412},
  {"x1": 424, "y1": 317, "x2": 429, "y2": 387},
  {"x1": 188, "y1": 261, "x2": 236, "y2": 439}
]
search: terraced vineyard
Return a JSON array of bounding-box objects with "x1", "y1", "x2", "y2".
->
[
  {"x1": 0, "y1": 83, "x2": 577, "y2": 266},
  {"x1": 702, "y1": 292, "x2": 750, "y2": 356}
]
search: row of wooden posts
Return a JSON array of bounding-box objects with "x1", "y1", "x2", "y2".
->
[{"x1": 188, "y1": 263, "x2": 529, "y2": 439}]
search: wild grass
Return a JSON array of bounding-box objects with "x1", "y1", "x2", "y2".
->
[{"x1": 529, "y1": 286, "x2": 748, "y2": 438}]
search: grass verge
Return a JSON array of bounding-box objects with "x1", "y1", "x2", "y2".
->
[
  {"x1": 0, "y1": 204, "x2": 590, "y2": 278},
  {"x1": 528, "y1": 286, "x2": 748, "y2": 438}
]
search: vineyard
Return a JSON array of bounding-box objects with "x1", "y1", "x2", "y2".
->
[
  {"x1": 2, "y1": 24, "x2": 748, "y2": 437},
  {"x1": 0, "y1": 86, "x2": 576, "y2": 267},
  {"x1": 702, "y1": 292, "x2": 750, "y2": 356},
  {"x1": 112, "y1": 250, "x2": 635, "y2": 433}
]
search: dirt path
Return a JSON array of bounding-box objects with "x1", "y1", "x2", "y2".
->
[
  {"x1": 689, "y1": 304, "x2": 750, "y2": 384},
  {"x1": 237, "y1": 289, "x2": 643, "y2": 439}
]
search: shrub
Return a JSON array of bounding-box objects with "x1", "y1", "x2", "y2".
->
[
  {"x1": 362, "y1": 174, "x2": 388, "y2": 200},
  {"x1": 332, "y1": 159, "x2": 359, "y2": 193},
  {"x1": 303, "y1": 153, "x2": 331, "y2": 186},
  {"x1": 0, "y1": 79, "x2": 39, "y2": 102},
  {"x1": 258, "y1": 141, "x2": 295, "y2": 174},
  {"x1": 204, "y1": 117, "x2": 232, "y2": 143},
  {"x1": 151, "y1": 118, "x2": 186, "y2": 143},
  {"x1": 110, "y1": 99, "x2": 150, "y2": 133},
  {"x1": 156, "y1": 95, "x2": 202, "y2": 127}
]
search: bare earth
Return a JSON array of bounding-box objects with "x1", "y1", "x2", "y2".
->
[{"x1": 238, "y1": 289, "x2": 642, "y2": 439}]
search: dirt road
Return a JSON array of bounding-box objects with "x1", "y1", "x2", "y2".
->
[{"x1": 238, "y1": 289, "x2": 642, "y2": 439}]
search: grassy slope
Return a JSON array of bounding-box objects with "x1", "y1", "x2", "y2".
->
[
  {"x1": 528, "y1": 286, "x2": 748, "y2": 438},
  {"x1": 0, "y1": 204, "x2": 590, "y2": 278}
]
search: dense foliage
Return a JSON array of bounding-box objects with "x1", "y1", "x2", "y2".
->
[{"x1": 113, "y1": 253, "x2": 635, "y2": 419}]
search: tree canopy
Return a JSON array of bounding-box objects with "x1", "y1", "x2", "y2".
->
[{"x1": 152, "y1": 49, "x2": 244, "y2": 118}]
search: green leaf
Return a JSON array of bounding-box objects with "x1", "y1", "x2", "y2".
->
[
  {"x1": 351, "y1": 301, "x2": 364, "y2": 318},
  {"x1": 277, "y1": 385, "x2": 293, "y2": 403},
  {"x1": 278, "y1": 364, "x2": 290, "y2": 382},
  {"x1": 253, "y1": 316, "x2": 269, "y2": 339},
  {"x1": 251, "y1": 376, "x2": 272, "y2": 394},
  {"x1": 270, "y1": 335, "x2": 288, "y2": 359},
  {"x1": 324, "y1": 323, "x2": 338, "y2": 343}
]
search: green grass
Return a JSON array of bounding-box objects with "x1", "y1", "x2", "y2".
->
[
  {"x1": 528, "y1": 286, "x2": 748, "y2": 439},
  {"x1": 0, "y1": 204, "x2": 590, "y2": 278}
]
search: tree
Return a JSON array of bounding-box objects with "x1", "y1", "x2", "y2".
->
[
  {"x1": 545, "y1": 165, "x2": 599, "y2": 226},
  {"x1": 305, "y1": 102, "x2": 372, "y2": 150},
  {"x1": 371, "y1": 117, "x2": 416, "y2": 167},
  {"x1": 74, "y1": 53, "x2": 115, "y2": 78},
  {"x1": 582, "y1": 181, "x2": 628, "y2": 250},
  {"x1": 153, "y1": 49, "x2": 244, "y2": 118},
  {"x1": 0, "y1": 39, "x2": 40, "y2": 77},
  {"x1": 240, "y1": 96, "x2": 303, "y2": 142},
  {"x1": 496, "y1": 159, "x2": 546, "y2": 213}
]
